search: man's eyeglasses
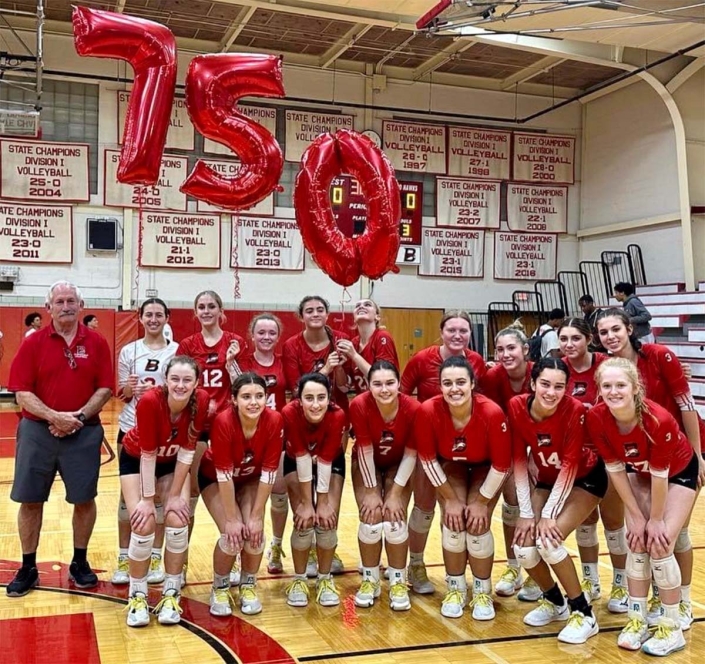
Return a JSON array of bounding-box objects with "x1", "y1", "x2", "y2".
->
[{"x1": 64, "y1": 347, "x2": 77, "y2": 370}]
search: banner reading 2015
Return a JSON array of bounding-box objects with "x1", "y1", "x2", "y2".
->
[
  {"x1": 419, "y1": 228, "x2": 484, "y2": 278},
  {"x1": 494, "y1": 232, "x2": 557, "y2": 280}
]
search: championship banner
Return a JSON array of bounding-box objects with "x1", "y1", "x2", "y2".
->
[
  {"x1": 285, "y1": 111, "x2": 354, "y2": 162},
  {"x1": 448, "y1": 127, "x2": 510, "y2": 180},
  {"x1": 139, "y1": 212, "x2": 220, "y2": 269},
  {"x1": 507, "y1": 184, "x2": 568, "y2": 234},
  {"x1": 204, "y1": 105, "x2": 278, "y2": 155},
  {"x1": 104, "y1": 150, "x2": 188, "y2": 211},
  {"x1": 195, "y1": 159, "x2": 274, "y2": 216},
  {"x1": 382, "y1": 120, "x2": 446, "y2": 174},
  {"x1": 0, "y1": 202, "x2": 72, "y2": 263},
  {"x1": 494, "y1": 231, "x2": 557, "y2": 280},
  {"x1": 436, "y1": 177, "x2": 500, "y2": 229},
  {"x1": 118, "y1": 92, "x2": 194, "y2": 151},
  {"x1": 419, "y1": 228, "x2": 484, "y2": 278},
  {"x1": 512, "y1": 132, "x2": 575, "y2": 184},
  {"x1": 0, "y1": 139, "x2": 90, "y2": 202},
  {"x1": 234, "y1": 217, "x2": 304, "y2": 271}
]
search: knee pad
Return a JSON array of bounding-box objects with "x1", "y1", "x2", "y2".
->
[
  {"x1": 358, "y1": 522, "x2": 383, "y2": 545},
  {"x1": 243, "y1": 538, "x2": 265, "y2": 556},
  {"x1": 514, "y1": 544, "x2": 541, "y2": 570},
  {"x1": 218, "y1": 534, "x2": 239, "y2": 556},
  {"x1": 165, "y1": 526, "x2": 189, "y2": 554},
  {"x1": 314, "y1": 526, "x2": 338, "y2": 550},
  {"x1": 537, "y1": 540, "x2": 569, "y2": 566},
  {"x1": 128, "y1": 531, "x2": 155, "y2": 562},
  {"x1": 270, "y1": 493, "x2": 288, "y2": 514},
  {"x1": 651, "y1": 555, "x2": 681, "y2": 591},
  {"x1": 626, "y1": 551, "x2": 651, "y2": 582},
  {"x1": 189, "y1": 496, "x2": 199, "y2": 517},
  {"x1": 441, "y1": 526, "x2": 466, "y2": 554},
  {"x1": 290, "y1": 528, "x2": 314, "y2": 551},
  {"x1": 605, "y1": 527, "x2": 628, "y2": 556},
  {"x1": 118, "y1": 500, "x2": 129, "y2": 523},
  {"x1": 502, "y1": 502, "x2": 520, "y2": 527},
  {"x1": 409, "y1": 506, "x2": 434, "y2": 535},
  {"x1": 155, "y1": 503, "x2": 164, "y2": 526},
  {"x1": 383, "y1": 520, "x2": 408, "y2": 545},
  {"x1": 576, "y1": 524, "x2": 599, "y2": 548},
  {"x1": 674, "y1": 528, "x2": 692, "y2": 554},
  {"x1": 467, "y1": 531, "x2": 494, "y2": 560}
]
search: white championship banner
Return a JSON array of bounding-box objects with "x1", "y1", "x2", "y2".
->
[
  {"x1": 507, "y1": 184, "x2": 568, "y2": 234},
  {"x1": 104, "y1": 150, "x2": 188, "y2": 211},
  {"x1": 382, "y1": 120, "x2": 446, "y2": 174},
  {"x1": 140, "y1": 212, "x2": 220, "y2": 269},
  {"x1": 204, "y1": 105, "x2": 278, "y2": 155},
  {"x1": 448, "y1": 127, "x2": 511, "y2": 180},
  {"x1": 436, "y1": 177, "x2": 500, "y2": 229},
  {"x1": 0, "y1": 202, "x2": 72, "y2": 263},
  {"x1": 285, "y1": 111, "x2": 354, "y2": 162},
  {"x1": 118, "y1": 92, "x2": 194, "y2": 151},
  {"x1": 195, "y1": 159, "x2": 275, "y2": 215},
  {"x1": 419, "y1": 227, "x2": 484, "y2": 278},
  {"x1": 0, "y1": 139, "x2": 90, "y2": 202},
  {"x1": 494, "y1": 231, "x2": 557, "y2": 280},
  {"x1": 512, "y1": 132, "x2": 575, "y2": 184},
  {"x1": 234, "y1": 217, "x2": 304, "y2": 271}
]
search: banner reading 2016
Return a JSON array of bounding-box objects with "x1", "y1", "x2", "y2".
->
[
  {"x1": 0, "y1": 202, "x2": 72, "y2": 263},
  {"x1": 494, "y1": 232, "x2": 557, "y2": 280},
  {"x1": 436, "y1": 177, "x2": 500, "y2": 229},
  {"x1": 419, "y1": 228, "x2": 484, "y2": 278},
  {"x1": 382, "y1": 120, "x2": 446, "y2": 174}
]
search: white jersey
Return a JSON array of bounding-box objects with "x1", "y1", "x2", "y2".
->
[{"x1": 117, "y1": 338, "x2": 179, "y2": 432}]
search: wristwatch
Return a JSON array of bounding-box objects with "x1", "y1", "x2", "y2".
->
[{"x1": 77, "y1": 412, "x2": 86, "y2": 423}]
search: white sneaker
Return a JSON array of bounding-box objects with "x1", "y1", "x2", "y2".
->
[
  {"x1": 180, "y1": 563, "x2": 188, "y2": 588},
  {"x1": 285, "y1": 578, "x2": 309, "y2": 607},
  {"x1": 229, "y1": 556, "x2": 241, "y2": 586},
  {"x1": 441, "y1": 588, "x2": 467, "y2": 619},
  {"x1": 470, "y1": 592, "x2": 495, "y2": 621},
  {"x1": 330, "y1": 553, "x2": 344, "y2": 575},
  {"x1": 111, "y1": 556, "x2": 129, "y2": 585},
  {"x1": 389, "y1": 581, "x2": 411, "y2": 611},
  {"x1": 617, "y1": 613, "x2": 650, "y2": 651},
  {"x1": 524, "y1": 598, "x2": 570, "y2": 627},
  {"x1": 557, "y1": 611, "x2": 599, "y2": 644},
  {"x1": 239, "y1": 584, "x2": 262, "y2": 615},
  {"x1": 607, "y1": 585, "x2": 629, "y2": 614},
  {"x1": 518, "y1": 577, "x2": 542, "y2": 602},
  {"x1": 354, "y1": 579, "x2": 381, "y2": 608},
  {"x1": 125, "y1": 593, "x2": 150, "y2": 628},
  {"x1": 408, "y1": 562, "x2": 435, "y2": 595},
  {"x1": 306, "y1": 550, "x2": 318, "y2": 578},
  {"x1": 316, "y1": 577, "x2": 340, "y2": 607},
  {"x1": 679, "y1": 600, "x2": 693, "y2": 631},
  {"x1": 646, "y1": 596, "x2": 663, "y2": 626},
  {"x1": 155, "y1": 591, "x2": 183, "y2": 625},
  {"x1": 147, "y1": 554, "x2": 165, "y2": 584},
  {"x1": 641, "y1": 618, "x2": 686, "y2": 656},
  {"x1": 266, "y1": 543, "x2": 285, "y2": 574},
  {"x1": 209, "y1": 586, "x2": 234, "y2": 616},
  {"x1": 494, "y1": 565, "x2": 522, "y2": 597},
  {"x1": 580, "y1": 578, "x2": 601, "y2": 602}
]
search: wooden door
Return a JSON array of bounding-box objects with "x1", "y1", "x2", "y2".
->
[{"x1": 381, "y1": 307, "x2": 444, "y2": 372}]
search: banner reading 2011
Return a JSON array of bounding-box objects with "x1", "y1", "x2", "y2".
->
[
  {"x1": 0, "y1": 202, "x2": 72, "y2": 263},
  {"x1": 494, "y1": 232, "x2": 557, "y2": 280}
]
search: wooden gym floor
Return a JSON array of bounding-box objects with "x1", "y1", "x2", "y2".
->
[{"x1": 0, "y1": 399, "x2": 703, "y2": 664}]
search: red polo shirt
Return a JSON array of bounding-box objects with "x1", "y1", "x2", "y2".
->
[{"x1": 9, "y1": 321, "x2": 113, "y2": 422}]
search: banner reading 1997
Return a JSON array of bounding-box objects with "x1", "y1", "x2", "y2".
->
[
  {"x1": 235, "y1": 217, "x2": 304, "y2": 271},
  {"x1": 494, "y1": 232, "x2": 557, "y2": 280},
  {"x1": 507, "y1": 184, "x2": 567, "y2": 233},
  {"x1": 382, "y1": 120, "x2": 447, "y2": 174},
  {"x1": 436, "y1": 177, "x2": 500, "y2": 229},
  {"x1": 512, "y1": 132, "x2": 575, "y2": 184},
  {"x1": 0, "y1": 202, "x2": 73, "y2": 263},
  {"x1": 419, "y1": 228, "x2": 485, "y2": 278}
]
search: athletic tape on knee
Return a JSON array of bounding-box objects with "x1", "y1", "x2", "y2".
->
[
  {"x1": 270, "y1": 493, "x2": 288, "y2": 514},
  {"x1": 118, "y1": 500, "x2": 129, "y2": 523},
  {"x1": 189, "y1": 496, "x2": 199, "y2": 517},
  {"x1": 358, "y1": 522, "x2": 383, "y2": 545},
  {"x1": 243, "y1": 538, "x2": 265, "y2": 556},
  {"x1": 467, "y1": 531, "x2": 494, "y2": 560},
  {"x1": 576, "y1": 524, "x2": 599, "y2": 548},
  {"x1": 165, "y1": 526, "x2": 189, "y2": 554},
  {"x1": 502, "y1": 502, "x2": 520, "y2": 527},
  {"x1": 674, "y1": 528, "x2": 692, "y2": 554},
  {"x1": 605, "y1": 527, "x2": 628, "y2": 556},
  {"x1": 383, "y1": 520, "x2": 408, "y2": 545},
  {"x1": 626, "y1": 551, "x2": 651, "y2": 582},
  {"x1": 536, "y1": 539, "x2": 569, "y2": 566},
  {"x1": 409, "y1": 506, "x2": 434, "y2": 534},
  {"x1": 218, "y1": 534, "x2": 239, "y2": 556},
  {"x1": 128, "y1": 531, "x2": 155, "y2": 562},
  {"x1": 314, "y1": 526, "x2": 338, "y2": 550},
  {"x1": 651, "y1": 555, "x2": 681, "y2": 591},
  {"x1": 441, "y1": 525, "x2": 466, "y2": 554},
  {"x1": 290, "y1": 528, "x2": 314, "y2": 551},
  {"x1": 155, "y1": 503, "x2": 164, "y2": 526},
  {"x1": 514, "y1": 544, "x2": 541, "y2": 569}
]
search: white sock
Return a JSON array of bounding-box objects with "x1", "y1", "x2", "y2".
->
[
  {"x1": 613, "y1": 568, "x2": 627, "y2": 587},
  {"x1": 681, "y1": 585, "x2": 691, "y2": 603},
  {"x1": 447, "y1": 574, "x2": 467, "y2": 592},
  {"x1": 118, "y1": 548, "x2": 128, "y2": 559},
  {"x1": 213, "y1": 572, "x2": 229, "y2": 589},
  {"x1": 163, "y1": 573, "x2": 181, "y2": 595},
  {"x1": 473, "y1": 576, "x2": 491, "y2": 595},
  {"x1": 582, "y1": 562, "x2": 599, "y2": 584},
  {"x1": 129, "y1": 575, "x2": 148, "y2": 597},
  {"x1": 151, "y1": 548, "x2": 162, "y2": 559},
  {"x1": 362, "y1": 566, "x2": 380, "y2": 583},
  {"x1": 387, "y1": 566, "x2": 405, "y2": 584}
]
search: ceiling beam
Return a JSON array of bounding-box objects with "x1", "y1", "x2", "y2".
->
[
  {"x1": 218, "y1": 5, "x2": 256, "y2": 52},
  {"x1": 374, "y1": 33, "x2": 416, "y2": 74},
  {"x1": 500, "y1": 56, "x2": 566, "y2": 90},
  {"x1": 666, "y1": 57, "x2": 705, "y2": 93},
  {"x1": 319, "y1": 23, "x2": 372, "y2": 69},
  {"x1": 412, "y1": 38, "x2": 477, "y2": 81}
]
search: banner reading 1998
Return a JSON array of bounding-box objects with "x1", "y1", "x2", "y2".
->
[
  {"x1": 204, "y1": 105, "x2": 278, "y2": 155},
  {"x1": 494, "y1": 232, "x2": 557, "y2": 280},
  {"x1": 0, "y1": 202, "x2": 73, "y2": 263},
  {"x1": 448, "y1": 127, "x2": 511, "y2": 180},
  {"x1": 436, "y1": 177, "x2": 500, "y2": 229}
]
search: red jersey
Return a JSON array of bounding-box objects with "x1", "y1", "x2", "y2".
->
[
  {"x1": 9, "y1": 322, "x2": 113, "y2": 422},
  {"x1": 239, "y1": 353, "x2": 287, "y2": 412},
  {"x1": 401, "y1": 346, "x2": 487, "y2": 403},
  {"x1": 121, "y1": 387, "x2": 209, "y2": 462},
  {"x1": 565, "y1": 353, "x2": 608, "y2": 406},
  {"x1": 282, "y1": 400, "x2": 348, "y2": 463},
  {"x1": 178, "y1": 330, "x2": 245, "y2": 416},
  {"x1": 586, "y1": 400, "x2": 692, "y2": 478},
  {"x1": 349, "y1": 392, "x2": 419, "y2": 470},
  {"x1": 480, "y1": 362, "x2": 533, "y2": 412},
  {"x1": 201, "y1": 406, "x2": 283, "y2": 485},
  {"x1": 349, "y1": 329, "x2": 399, "y2": 394}
]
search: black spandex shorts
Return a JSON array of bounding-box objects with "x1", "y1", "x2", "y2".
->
[
  {"x1": 119, "y1": 447, "x2": 176, "y2": 479},
  {"x1": 536, "y1": 458, "x2": 608, "y2": 500},
  {"x1": 668, "y1": 452, "x2": 699, "y2": 491},
  {"x1": 283, "y1": 451, "x2": 346, "y2": 479}
]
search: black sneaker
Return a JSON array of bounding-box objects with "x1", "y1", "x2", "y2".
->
[
  {"x1": 69, "y1": 560, "x2": 98, "y2": 589},
  {"x1": 6, "y1": 566, "x2": 39, "y2": 597}
]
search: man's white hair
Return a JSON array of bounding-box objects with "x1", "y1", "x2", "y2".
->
[{"x1": 45, "y1": 280, "x2": 83, "y2": 305}]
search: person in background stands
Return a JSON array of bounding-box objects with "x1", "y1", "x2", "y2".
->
[
  {"x1": 83, "y1": 315, "x2": 99, "y2": 331},
  {"x1": 578, "y1": 295, "x2": 605, "y2": 352},
  {"x1": 533, "y1": 309, "x2": 565, "y2": 359},
  {"x1": 24, "y1": 312, "x2": 42, "y2": 338},
  {"x1": 613, "y1": 282, "x2": 654, "y2": 344}
]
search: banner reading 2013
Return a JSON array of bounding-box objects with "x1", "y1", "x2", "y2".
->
[{"x1": 494, "y1": 232, "x2": 557, "y2": 280}]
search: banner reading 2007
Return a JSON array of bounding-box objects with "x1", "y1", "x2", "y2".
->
[
  {"x1": 494, "y1": 232, "x2": 557, "y2": 280},
  {"x1": 436, "y1": 177, "x2": 500, "y2": 229}
]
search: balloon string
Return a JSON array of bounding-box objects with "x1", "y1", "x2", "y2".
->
[
  {"x1": 232, "y1": 212, "x2": 241, "y2": 303},
  {"x1": 134, "y1": 201, "x2": 144, "y2": 308},
  {"x1": 337, "y1": 286, "x2": 352, "y2": 328}
]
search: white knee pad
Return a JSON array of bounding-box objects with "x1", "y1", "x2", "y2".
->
[
  {"x1": 576, "y1": 524, "x2": 599, "y2": 548},
  {"x1": 189, "y1": 496, "x2": 199, "y2": 517},
  {"x1": 605, "y1": 527, "x2": 628, "y2": 556},
  {"x1": 118, "y1": 500, "x2": 129, "y2": 523},
  {"x1": 502, "y1": 502, "x2": 520, "y2": 527},
  {"x1": 155, "y1": 503, "x2": 165, "y2": 526},
  {"x1": 243, "y1": 538, "x2": 265, "y2": 556},
  {"x1": 218, "y1": 534, "x2": 239, "y2": 556},
  {"x1": 165, "y1": 526, "x2": 189, "y2": 554},
  {"x1": 383, "y1": 521, "x2": 408, "y2": 545},
  {"x1": 290, "y1": 528, "x2": 315, "y2": 551},
  {"x1": 314, "y1": 527, "x2": 338, "y2": 550},
  {"x1": 626, "y1": 551, "x2": 651, "y2": 582},
  {"x1": 514, "y1": 545, "x2": 541, "y2": 570},
  {"x1": 467, "y1": 531, "x2": 494, "y2": 560},
  {"x1": 651, "y1": 555, "x2": 681, "y2": 591},
  {"x1": 441, "y1": 526, "x2": 466, "y2": 554},
  {"x1": 358, "y1": 522, "x2": 383, "y2": 545},
  {"x1": 409, "y1": 506, "x2": 434, "y2": 535},
  {"x1": 536, "y1": 540, "x2": 569, "y2": 566},
  {"x1": 128, "y1": 531, "x2": 155, "y2": 562},
  {"x1": 270, "y1": 493, "x2": 288, "y2": 514},
  {"x1": 674, "y1": 528, "x2": 692, "y2": 554}
]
